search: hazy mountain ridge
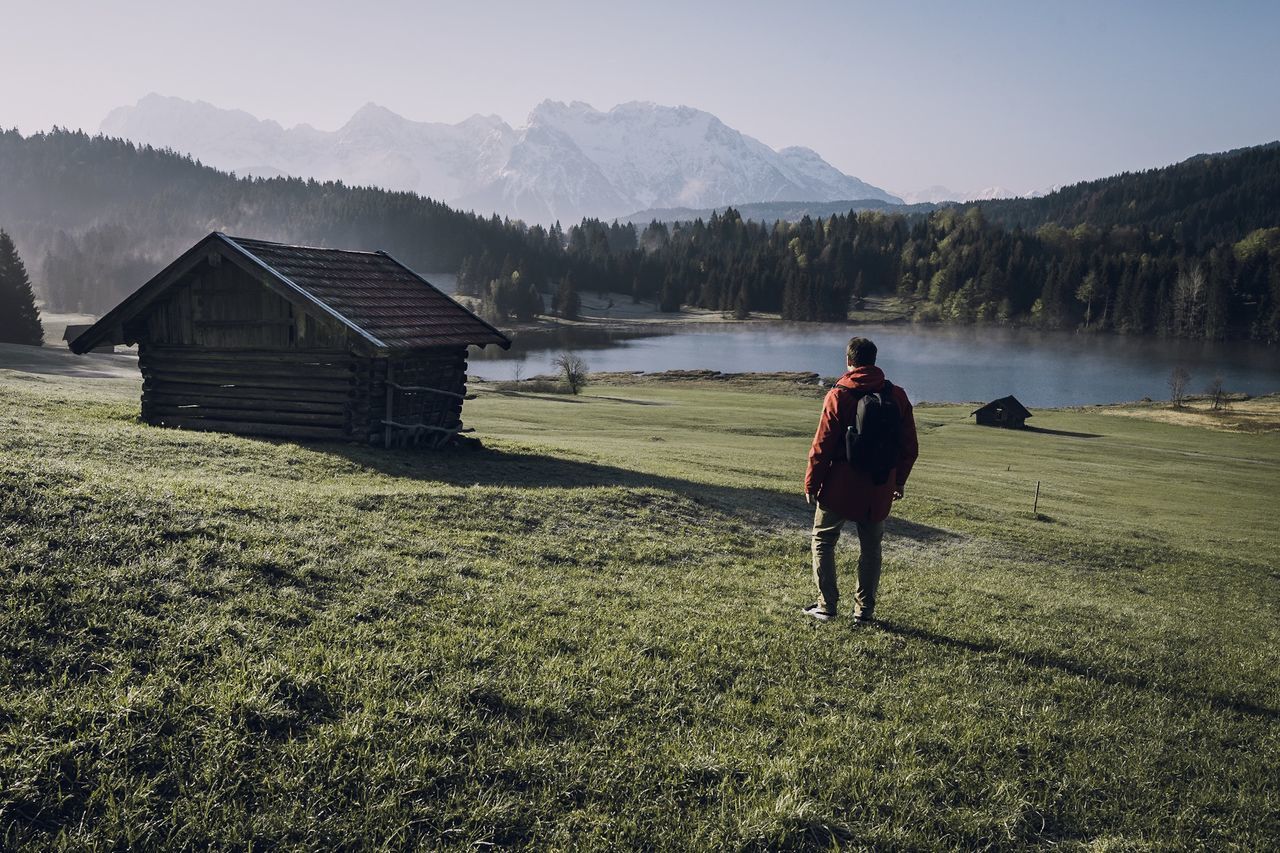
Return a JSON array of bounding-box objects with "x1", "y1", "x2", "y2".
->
[
  {"x1": 895, "y1": 185, "x2": 1046, "y2": 204},
  {"x1": 100, "y1": 95, "x2": 901, "y2": 224},
  {"x1": 620, "y1": 199, "x2": 940, "y2": 226},
  {"x1": 101, "y1": 95, "x2": 516, "y2": 205}
]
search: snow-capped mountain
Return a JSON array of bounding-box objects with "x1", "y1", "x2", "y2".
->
[
  {"x1": 100, "y1": 94, "x2": 900, "y2": 224},
  {"x1": 969, "y1": 186, "x2": 1023, "y2": 201},
  {"x1": 894, "y1": 185, "x2": 964, "y2": 205},
  {"x1": 896, "y1": 184, "x2": 1034, "y2": 204},
  {"x1": 101, "y1": 95, "x2": 516, "y2": 205}
]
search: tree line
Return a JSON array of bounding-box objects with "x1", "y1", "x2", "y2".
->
[
  {"x1": 459, "y1": 206, "x2": 1280, "y2": 342},
  {"x1": 3, "y1": 127, "x2": 1278, "y2": 342}
]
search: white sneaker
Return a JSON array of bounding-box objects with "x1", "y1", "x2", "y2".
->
[{"x1": 803, "y1": 603, "x2": 836, "y2": 622}]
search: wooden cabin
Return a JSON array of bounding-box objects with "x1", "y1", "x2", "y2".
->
[
  {"x1": 971, "y1": 395, "x2": 1032, "y2": 429},
  {"x1": 70, "y1": 233, "x2": 510, "y2": 447}
]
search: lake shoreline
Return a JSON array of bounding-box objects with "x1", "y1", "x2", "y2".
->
[
  {"x1": 474, "y1": 293, "x2": 912, "y2": 337},
  {"x1": 480, "y1": 291, "x2": 1275, "y2": 346},
  {"x1": 472, "y1": 370, "x2": 1279, "y2": 425},
  {"x1": 469, "y1": 318, "x2": 1280, "y2": 408}
]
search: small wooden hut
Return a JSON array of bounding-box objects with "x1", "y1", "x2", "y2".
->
[
  {"x1": 70, "y1": 233, "x2": 510, "y2": 447},
  {"x1": 971, "y1": 395, "x2": 1032, "y2": 429}
]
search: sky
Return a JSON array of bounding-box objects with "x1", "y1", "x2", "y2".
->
[{"x1": 2, "y1": 0, "x2": 1278, "y2": 196}]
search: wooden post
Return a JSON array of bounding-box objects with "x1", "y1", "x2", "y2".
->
[
  {"x1": 1033, "y1": 480, "x2": 1041, "y2": 515},
  {"x1": 384, "y1": 360, "x2": 394, "y2": 450}
]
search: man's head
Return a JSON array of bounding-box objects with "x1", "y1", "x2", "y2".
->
[{"x1": 846, "y1": 337, "x2": 878, "y2": 369}]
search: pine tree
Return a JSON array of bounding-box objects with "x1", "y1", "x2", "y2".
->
[
  {"x1": 0, "y1": 230, "x2": 43, "y2": 346},
  {"x1": 658, "y1": 274, "x2": 682, "y2": 313},
  {"x1": 456, "y1": 255, "x2": 477, "y2": 296},
  {"x1": 1076, "y1": 270, "x2": 1100, "y2": 329},
  {"x1": 554, "y1": 274, "x2": 580, "y2": 320},
  {"x1": 733, "y1": 283, "x2": 751, "y2": 320}
]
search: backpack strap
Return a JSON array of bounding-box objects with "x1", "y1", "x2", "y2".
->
[{"x1": 833, "y1": 382, "x2": 874, "y2": 462}]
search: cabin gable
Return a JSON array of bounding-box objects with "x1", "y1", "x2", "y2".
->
[{"x1": 128, "y1": 258, "x2": 352, "y2": 351}]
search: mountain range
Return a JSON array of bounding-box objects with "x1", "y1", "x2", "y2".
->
[
  {"x1": 895, "y1": 185, "x2": 1042, "y2": 204},
  {"x1": 101, "y1": 95, "x2": 903, "y2": 225},
  {"x1": 619, "y1": 199, "x2": 941, "y2": 226}
]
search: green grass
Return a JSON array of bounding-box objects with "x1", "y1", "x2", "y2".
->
[{"x1": 1, "y1": 369, "x2": 1278, "y2": 849}]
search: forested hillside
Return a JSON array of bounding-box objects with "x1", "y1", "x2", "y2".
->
[
  {"x1": 971, "y1": 142, "x2": 1280, "y2": 245},
  {"x1": 478, "y1": 203, "x2": 1276, "y2": 341},
  {"x1": 0, "y1": 129, "x2": 554, "y2": 313},
  {"x1": 3, "y1": 128, "x2": 1278, "y2": 341}
]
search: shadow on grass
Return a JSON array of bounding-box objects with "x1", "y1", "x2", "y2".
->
[
  {"x1": 876, "y1": 619, "x2": 1279, "y2": 721},
  {"x1": 588, "y1": 395, "x2": 671, "y2": 406},
  {"x1": 477, "y1": 389, "x2": 670, "y2": 406},
  {"x1": 322, "y1": 444, "x2": 959, "y2": 547},
  {"x1": 478, "y1": 389, "x2": 589, "y2": 404},
  {"x1": 1023, "y1": 425, "x2": 1104, "y2": 439}
]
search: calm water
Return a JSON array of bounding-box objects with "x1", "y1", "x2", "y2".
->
[{"x1": 469, "y1": 323, "x2": 1280, "y2": 407}]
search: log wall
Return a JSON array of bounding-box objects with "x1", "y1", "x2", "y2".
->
[
  {"x1": 362, "y1": 348, "x2": 469, "y2": 447},
  {"x1": 139, "y1": 345, "x2": 469, "y2": 445},
  {"x1": 140, "y1": 346, "x2": 362, "y2": 440}
]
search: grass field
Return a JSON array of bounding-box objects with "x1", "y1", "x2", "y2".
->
[{"x1": 1, "y1": 365, "x2": 1278, "y2": 849}]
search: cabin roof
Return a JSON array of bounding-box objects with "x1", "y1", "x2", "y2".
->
[
  {"x1": 70, "y1": 232, "x2": 511, "y2": 353},
  {"x1": 970, "y1": 395, "x2": 1033, "y2": 419}
]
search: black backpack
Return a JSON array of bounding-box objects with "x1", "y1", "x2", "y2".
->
[{"x1": 839, "y1": 380, "x2": 902, "y2": 486}]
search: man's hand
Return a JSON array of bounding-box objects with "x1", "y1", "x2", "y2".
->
[
  {"x1": 805, "y1": 492, "x2": 816, "y2": 506},
  {"x1": 892, "y1": 488, "x2": 904, "y2": 501}
]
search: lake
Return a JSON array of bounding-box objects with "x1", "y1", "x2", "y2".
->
[{"x1": 468, "y1": 323, "x2": 1280, "y2": 406}]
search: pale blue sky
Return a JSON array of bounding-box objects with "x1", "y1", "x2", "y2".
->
[{"x1": 3, "y1": 0, "x2": 1277, "y2": 195}]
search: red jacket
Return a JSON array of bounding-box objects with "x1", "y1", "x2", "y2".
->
[{"x1": 805, "y1": 366, "x2": 919, "y2": 523}]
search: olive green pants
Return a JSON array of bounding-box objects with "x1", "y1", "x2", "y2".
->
[{"x1": 811, "y1": 504, "x2": 884, "y2": 617}]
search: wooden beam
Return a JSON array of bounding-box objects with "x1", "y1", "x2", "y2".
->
[
  {"x1": 141, "y1": 363, "x2": 359, "y2": 382},
  {"x1": 149, "y1": 406, "x2": 347, "y2": 427},
  {"x1": 143, "y1": 380, "x2": 355, "y2": 404},
  {"x1": 146, "y1": 393, "x2": 348, "y2": 415},
  {"x1": 387, "y1": 381, "x2": 465, "y2": 400},
  {"x1": 381, "y1": 420, "x2": 467, "y2": 434},
  {"x1": 145, "y1": 346, "x2": 354, "y2": 363},
  {"x1": 191, "y1": 319, "x2": 296, "y2": 328},
  {"x1": 149, "y1": 417, "x2": 349, "y2": 441},
  {"x1": 384, "y1": 361, "x2": 394, "y2": 449}
]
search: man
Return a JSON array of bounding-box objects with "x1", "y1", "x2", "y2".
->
[{"x1": 803, "y1": 337, "x2": 919, "y2": 624}]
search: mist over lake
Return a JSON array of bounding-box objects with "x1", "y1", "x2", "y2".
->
[{"x1": 471, "y1": 323, "x2": 1280, "y2": 407}]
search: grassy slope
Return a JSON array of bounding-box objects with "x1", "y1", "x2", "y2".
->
[{"x1": 1, "y1": 370, "x2": 1277, "y2": 849}]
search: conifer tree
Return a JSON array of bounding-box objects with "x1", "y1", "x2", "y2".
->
[
  {"x1": 658, "y1": 275, "x2": 682, "y2": 313},
  {"x1": 456, "y1": 255, "x2": 477, "y2": 296},
  {"x1": 554, "y1": 274, "x2": 581, "y2": 320},
  {"x1": 0, "y1": 230, "x2": 43, "y2": 346}
]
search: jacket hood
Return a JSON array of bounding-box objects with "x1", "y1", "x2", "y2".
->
[{"x1": 837, "y1": 366, "x2": 886, "y2": 391}]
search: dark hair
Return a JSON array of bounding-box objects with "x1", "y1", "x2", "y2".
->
[{"x1": 846, "y1": 337, "x2": 877, "y2": 367}]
